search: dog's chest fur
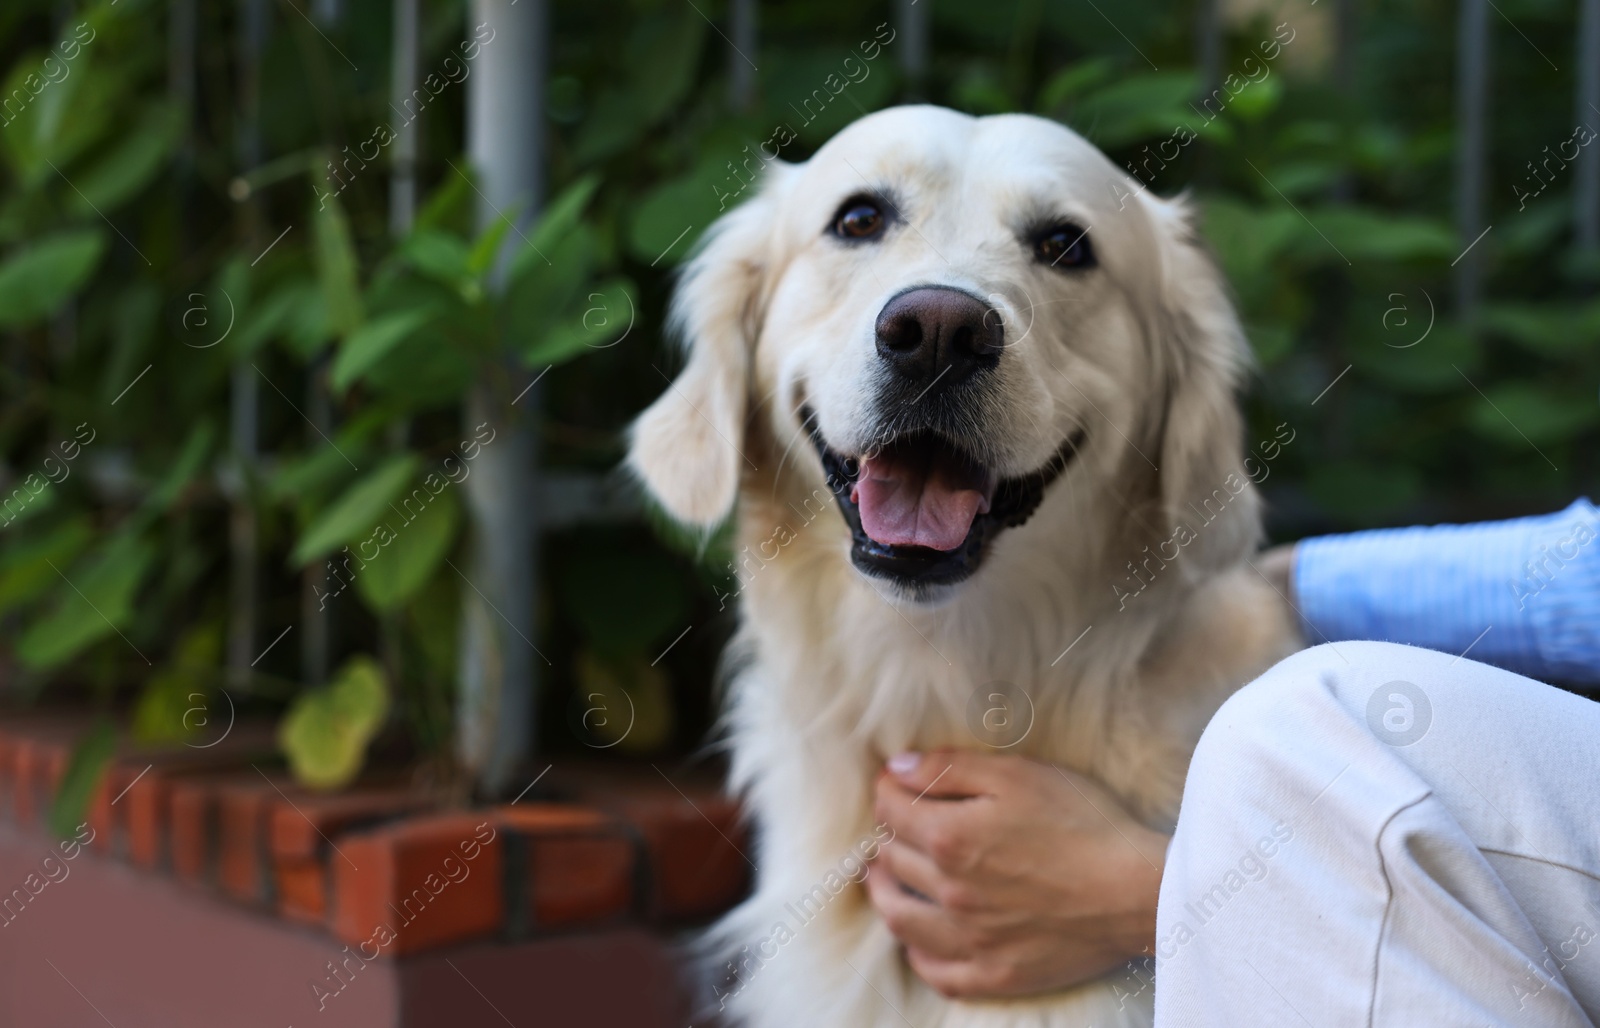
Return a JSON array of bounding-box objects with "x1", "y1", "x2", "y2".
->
[{"x1": 704, "y1": 474, "x2": 1299, "y2": 1027}]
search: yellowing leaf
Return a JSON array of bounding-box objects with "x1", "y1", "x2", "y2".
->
[{"x1": 279, "y1": 656, "x2": 390, "y2": 790}]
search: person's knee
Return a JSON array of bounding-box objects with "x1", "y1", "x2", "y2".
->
[
  {"x1": 1192, "y1": 640, "x2": 1441, "y2": 779},
  {"x1": 1203, "y1": 641, "x2": 1343, "y2": 731}
]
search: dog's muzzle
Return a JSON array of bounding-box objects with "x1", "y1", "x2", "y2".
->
[{"x1": 804, "y1": 406, "x2": 1086, "y2": 593}]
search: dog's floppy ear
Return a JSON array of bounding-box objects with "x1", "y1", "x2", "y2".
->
[
  {"x1": 1139, "y1": 190, "x2": 1261, "y2": 574},
  {"x1": 627, "y1": 171, "x2": 789, "y2": 528}
]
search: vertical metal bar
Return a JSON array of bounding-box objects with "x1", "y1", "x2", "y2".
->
[
  {"x1": 1334, "y1": 0, "x2": 1357, "y2": 95},
  {"x1": 729, "y1": 0, "x2": 758, "y2": 111},
  {"x1": 168, "y1": 0, "x2": 197, "y2": 188},
  {"x1": 459, "y1": 0, "x2": 545, "y2": 797},
  {"x1": 1576, "y1": 0, "x2": 1600, "y2": 250},
  {"x1": 229, "y1": 0, "x2": 269, "y2": 691},
  {"x1": 896, "y1": 0, "x2": 928, "y2": 96},
  {"x1": 313, "y1": 0, "x2": 343, "y2": 27},
  {"x1": 390, "y1": 0, "x2": 421, "y2": 236},
  {"x1": 1454, "y1": 0, "x2": 1491, "y2": 324},
  {"x1": 1196, "y1": 0, "x2": 1222, "y2": 97},
  {"x1": 1331, "y1": 0, "x2": 1358, "y2": 202},
  {"x1": 363, "y1": 0, "x2": 424, "y2": 700},
  {"x1": 300, "y1": 359, "x2": 332, "y2": 686}
]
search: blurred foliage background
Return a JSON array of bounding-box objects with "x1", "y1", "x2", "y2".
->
[{"x1": 0, "y1": 0, "x2": 1594, "y2": 791}]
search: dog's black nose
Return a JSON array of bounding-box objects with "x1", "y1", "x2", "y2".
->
[{"x1": 875, "y1": 287, "x2": 1003, "y2": 390}]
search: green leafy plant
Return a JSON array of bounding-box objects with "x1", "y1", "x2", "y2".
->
[{"x1": 0, "y1": 0, "x2": 1592, "y2": 805}]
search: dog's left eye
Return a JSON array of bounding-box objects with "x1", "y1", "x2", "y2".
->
[
  {"x1": 833, "y1": 200, "x2": 886, "y2": 240},
  {"x1": 1034, "y1": 224, "x2": 1095, "y2": 269}
]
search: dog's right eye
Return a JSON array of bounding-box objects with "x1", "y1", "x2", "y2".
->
[{"x1": 832, "y1": 199, "x2": 885, "y2": 241}]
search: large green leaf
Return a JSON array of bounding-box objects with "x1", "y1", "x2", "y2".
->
[
  {"x1": 140, "y1": 420, "x2": 214, "y2": 519},
  {"x1": 1067, "y1": 72, "x2": 1200, "y2": 148},
  {"x1": 502, "y1": 228, "x2": 593, "y2": 343},
  {"x1": 530, "y1": 174, "x2": 600, "y2": 253},
  {"x1": 520, "y1": 276, "x2": 637, "y2": 367},
  {"x1": 1466, "y1": 384, "x2": 1598, "y2": 446},
  {"x1": 268, "y1": 427, "x2": 375, "y2": 504},
  {"x1": 279, "y1": 656, "x2": 391, "y2": 790},
  {"x1": 0, "y1": 229, "x2": 106, "y2": 327},
  {"x1": 50, "y1": 720, "x2": 116, "y2": 841},
  {"x1": 291, "y1": 455, "x2": 418, "y2": 567},
  {"x1": 102, "y1": 281, "x2": 160, "y2": 401},
  {"x1": 0, "y1": 474, "x2": 58, "y2": 530},
  {"x1": 17, "y1": 535, "x2": 155, "y2": 670},
  {"x1": 1296, "y1": 209, "x2": 1456, "y2": 263},
  {"x1": 1198, "y1": 198, "x2": 1300, "y2": 308},
  {"x1": 464, "y1": 214, "x2": 516, "y2": 282},
  {"x1": 1352, "y1": 322, "x2": 1480, "y2": 394},
  {"x1": 570, "y1": 12, "x2": 704, "y2": 164},
  {"x1": 401, "y1": 228, "x2": 475, "y2": 296},
  {"x1": 627, "y1": 157, "x2": 732, "y2": 266},
  {"x1": 356, "y1": 324, "x2": 478, "y2": 404},
  {"x1": 130, "y1": 624, "x2": 222, "y2": 745},
  {"x1": 353, "y1": 488, "x2": 460, "y2": 613},
  {"x1": 414, "y1": 170, "x2": 472, "y2": 233},
  {"x1": 1036, "y1": 58, "x2": 1116, "y2": 114},
  {"x1": 0, "y1": 517, "x2": 94, "y2": 617},
  {"x1": 331, "y1": 308, "x2": 434, "y2": 392},
  {"x1": 505, "y1": 173, "x2": 600, "y2": 281},
  {"x1": 1481, "y1": 301, "x2": 1600, "y2": 358},
  {"x1": 66, "y1": 103, "x2": 180, "y2": 215},
  {"x1": 235, "y1": 281, "x2": 312, "y2": 358},
  {"x1": 0, "y1": 36, "x2": 111, "y2": 180},
  {"x1": 313, "y1": 195, "x2": 363, "y2": 335}
]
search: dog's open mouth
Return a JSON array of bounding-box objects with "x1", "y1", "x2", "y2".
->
[{"x1": 804, "y1": 406, "x2": 1086, "y2": 589}]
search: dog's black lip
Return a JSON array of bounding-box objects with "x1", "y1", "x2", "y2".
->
[{"x1": 802, "y1": 406, "x2": 1086, "y2": 591}]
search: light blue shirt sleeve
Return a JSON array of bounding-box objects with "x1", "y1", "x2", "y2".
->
[{"x1": 1292, "y1": 499, "x2": 1600, "y2": 685}]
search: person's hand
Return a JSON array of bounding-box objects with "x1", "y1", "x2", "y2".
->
[
  {"x1": 867, "y1": 749, "x2": 1167, "y2": 999},
  {"x1": 1256, "y1": 542, "x2": 1297, "y2": 601}
]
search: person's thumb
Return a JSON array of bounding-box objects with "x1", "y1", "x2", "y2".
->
[{"x1": 883, "y1": 749, "x2": 1006, "y2": 799}]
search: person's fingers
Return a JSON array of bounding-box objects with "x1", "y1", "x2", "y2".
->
[
  {"x1": 864, "y1": 860, "x2": 970, "y2": 959},
  {"x1": 904, "y1": 948, "x2": 1011, "y2": 1000},
  {"x1": 878, "y1": 832, "x2": 971, "y2": 909},
  {"x1": 883, "y1": 748, "x2": 1019, "y2": 800},
  {"x1": 874, "y1": 770, "x2": 979, "y2": 866}
]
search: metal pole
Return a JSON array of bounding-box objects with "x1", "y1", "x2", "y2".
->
[
  {"x1": 229, "y1": 0, "x2": 268, "y2": 692},
  {"x1": 1334, "y1": 0, "x2": 1357, "y2": 95},
  {"x1": 1196, "y1": 0, "x2": 1221, "y2": 97},
  {"x1": 729, "y1": 0, "x2": 757, "y2": 111},
  {"x1": 301, "y1": 361, "x2": 333, "y2": 686},
  {"x1": 390, "y1": 0, "x2": 421, "y2": 235},
  {"x1": 896, "y1": 0, "x2": 927, "y2": 97},
  {"x1": 1576, "y1": 0, "x2": 1600, "y2": 251},
  {"x1": 459, "y1": 0, "x2": 545, "y2": 797},
  {"x1": 1453, "y1": 0, "x2": 1490, "y2": 324}
]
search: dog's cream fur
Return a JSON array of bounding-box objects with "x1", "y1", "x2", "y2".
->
[{"x1": 628, "y1": 106, "x2": 1302, "y2": 1027}]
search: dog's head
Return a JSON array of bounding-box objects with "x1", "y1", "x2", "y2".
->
[{"x1": 630, "y1": 105, "x2": 1256, "y2": 600}]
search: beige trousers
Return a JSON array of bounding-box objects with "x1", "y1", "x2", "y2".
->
[{"x1": 1156, "y1": 642, "x2": 1600, "y2": 1027}]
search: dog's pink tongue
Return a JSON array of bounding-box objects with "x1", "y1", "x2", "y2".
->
[{"x1": 851, "y1": 453, "x2": 987, "y2": 552}]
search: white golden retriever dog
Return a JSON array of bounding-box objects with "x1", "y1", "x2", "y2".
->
[{"x1": 628, "y1": 105, "x2": 1302, "y2": 1027}]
